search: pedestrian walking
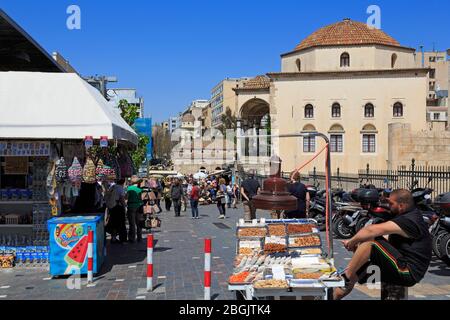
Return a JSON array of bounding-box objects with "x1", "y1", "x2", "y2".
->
[
  {"x1": 241, "y1": 173, "x2": 261, "y2": 220},
  {"x1": 232, "y1": 183, "x2": 240, "y2": 209},
  {"x1": 171, "y1": 178, "x2": 184, "y2": 217},
  {"x1": 125, "y1": 176, "x2": 144, "y2": 243},
  {"x1": 104, "y1": 179, "x2": 127, "y2": 244},
  {"x1": 190, "y1": 181, "x2": 200, "y2": 219},
  {"x1": 226, "y1": 182, "x2": 233, "y2": 209},
  {"x1": 216, "y1": 178, "x2": 227, "y2": 219},
  {"x1": 162, "y1": 179, "x2": 172, "y2": 212}
]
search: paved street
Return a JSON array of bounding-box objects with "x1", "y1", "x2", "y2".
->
[{"x1": 0, "y1": 203, "x2": 449, "y2": 300}]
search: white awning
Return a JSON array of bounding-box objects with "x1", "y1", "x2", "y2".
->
[{"x1": 0, "y1": 72, "x2": 138, "y2": 145}]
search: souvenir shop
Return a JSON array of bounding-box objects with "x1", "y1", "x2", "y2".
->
[{"x1": 0, "y1": 72, "x2": 138, "y2": 269}]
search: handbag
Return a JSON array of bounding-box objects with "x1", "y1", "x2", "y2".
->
[{"x1": 151, "y1": 217, "x2": 161, "y2": 228}]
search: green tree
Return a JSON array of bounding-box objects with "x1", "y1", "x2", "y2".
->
[{"x1": 119, "y1": 99, "x2": 150, "y2": 170}]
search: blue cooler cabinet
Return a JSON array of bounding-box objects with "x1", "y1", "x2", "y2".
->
[{"x1": 47, "y1": 215, "x2": 105, "y2": 277}]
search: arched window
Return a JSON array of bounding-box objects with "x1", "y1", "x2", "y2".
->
[
  {"x1": 329, "y1": 124, "x2": 344, "y2": 153},
  {"x1": 302, "y1": 124, "x2": 316, "y2": 153},
  {"x1": 296, "y1": 59, "x2": 301, "y2": 72},
  {"x1": 364, "y1": 103, "x2": 375, "y2": 118},
  {"x1": 361, "y1": 124, "x2": 377, "y2": 153},
  {"x1": 393, "y1": 102, "x2": 403, "y2": 117},
  {"x1": 340, "y1": 52, "x2": 350, "y2": 67},
  {"x1": 391, "y1": 53, "x2": 398, "y2": 68},
  {"x1": 304, "y1": 104, "x2": 314, "y2": 118},
  {"x1": 332, "y1": 103, "x2": 341, "y2": 118}
]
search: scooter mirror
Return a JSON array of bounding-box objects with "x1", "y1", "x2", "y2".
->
[{"x1": 428, "y1": 176, "x2": 433, "y2": 183}]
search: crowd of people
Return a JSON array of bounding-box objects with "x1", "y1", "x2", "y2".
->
[{"x1": 96, "y1": 173, "x2": 245, "y2": 245}]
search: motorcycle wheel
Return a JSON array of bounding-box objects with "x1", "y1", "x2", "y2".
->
[
  {"x1": 333, "y1": 216, "x2": 353, "y2": 239},
  {"x1": 438, "y1": 232, "x2": 450, "y2": 266},
  {"x1": 311, "y1": 211, "x2": 326, "y2": 231},
  {"x1": 432, "y1": 230, "x2": 448, "y2": 259},
  {"x1": 355, "y1": 217, "x2": 370, "y2": 233}
]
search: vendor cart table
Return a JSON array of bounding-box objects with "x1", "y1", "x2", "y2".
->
[{"x1": 228, "y1": 279, "x2": 344, "y2": 300}]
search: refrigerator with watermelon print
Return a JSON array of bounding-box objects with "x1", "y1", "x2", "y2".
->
[{"x1": 47, "y1": 215, "x2": 105, "y2": 276}]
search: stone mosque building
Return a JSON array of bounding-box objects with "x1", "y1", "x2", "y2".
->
[{"x1": 234, "y1": 18, "x2": 450, "y2": 174}]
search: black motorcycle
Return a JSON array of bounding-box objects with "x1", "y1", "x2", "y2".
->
[{"x1": 430, "y1": 192, "x2": 450, "y2": 265}]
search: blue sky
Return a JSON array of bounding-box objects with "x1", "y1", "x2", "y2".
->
[{"x1": 1, "y1": 0, "x2": 449, "y2": 123}]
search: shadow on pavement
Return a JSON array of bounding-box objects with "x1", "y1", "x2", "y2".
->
[
  {"x1": 98, "y1": 238, "x2": 157, "y2": 276},
  {"x1": 428, "y1": 257, "x2": 450, "y2": 276}
]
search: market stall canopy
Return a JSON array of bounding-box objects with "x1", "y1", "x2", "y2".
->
[
  {"x1": 193, "y1": 172, "x2": 208, "y2": 180},
  {"x1": 0, "y1": 72, "x2": 138, "y2": 145}
]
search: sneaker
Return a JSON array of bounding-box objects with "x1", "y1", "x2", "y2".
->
[{"x1": 218, "y1": 215, "x2": 225, "y2": 219}]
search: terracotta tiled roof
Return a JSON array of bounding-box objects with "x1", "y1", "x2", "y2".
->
[
  {"x1": 294, "y1": 19, "x2": 401, "y2": 51},
  {"x1": 241, "y1": 75, "x2": 270, "y2": 90}
]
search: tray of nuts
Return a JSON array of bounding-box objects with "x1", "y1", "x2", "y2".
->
[
  {"x1": 288, "y1": 235, "x2": 322, "y2": 248},
  {"x1": 267, "y1": 224, "x2": 287, "y2": 237},
  {"x1": 237, "y1": 239, "x2": 263, "y2": 255},
  {"x1": 237, "y1": 226, "x2": 268, "y2": 238},
  {"x1": 264, "y1": 243, "x2": 287, "y2": 254},
  {"x1": 286, "y1": 223, "x2": 318, "y2": 235}
]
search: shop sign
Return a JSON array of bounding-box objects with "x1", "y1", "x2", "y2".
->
[
  {"x1": 84, "y1": 136, "x2": 94, "y2": 149},
  {"x1": 0, "y1": 141, "x2": 50, "y2": 157},
  {"x1": 100, "y1": 136, "x2": 109, "y2": 148}
]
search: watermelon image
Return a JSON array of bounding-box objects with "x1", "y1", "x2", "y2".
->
[{"x1": 64, "y1": 235, "x2": 89, "y2": 269}]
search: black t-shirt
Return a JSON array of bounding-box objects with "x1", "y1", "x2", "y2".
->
[
  {"x1": 389, "y1": 208, "x2": 432, "y2": 282},
  {"x1": 285, "y1": 182, "x2": 308, "y2": 217},
  {"x1": 241, "y1": 179, "x2": 260, "y2": 200}
]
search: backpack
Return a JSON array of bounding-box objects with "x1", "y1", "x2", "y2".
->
[
  {"x1": 171, "y1": 185, "x2": 181, "y2": 199},
  {"x1": 55, "y1": 157, "x2": 68, "y2": 183}
]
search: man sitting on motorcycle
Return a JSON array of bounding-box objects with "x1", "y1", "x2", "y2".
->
[{"x1": 334, "y1": 189, "x2": 432, "y2": 300}]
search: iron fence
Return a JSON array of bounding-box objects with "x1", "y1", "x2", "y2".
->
[{"x1": 248, "y1": 159, "x2": 450, "y2": 199}]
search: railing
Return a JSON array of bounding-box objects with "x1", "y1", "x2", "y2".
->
[{"x1": 243, "y1": 159, "x2": 450, "y2": 199}]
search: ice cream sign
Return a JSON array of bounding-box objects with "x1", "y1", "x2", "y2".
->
[{"x1": 55, "y1": 224, "x2": 85, "y2": 248}]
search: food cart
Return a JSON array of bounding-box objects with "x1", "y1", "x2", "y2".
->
[
  {"x1": 228, "y1": 219, "x2": 344, "y2": 300},
  {"x1": 229, "y1": 133, "x2": 340, "y2": 300}
]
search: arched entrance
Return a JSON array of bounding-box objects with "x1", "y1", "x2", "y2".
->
[{"x1": 239, "y1": 98, "x2": 271, "y2": 157}]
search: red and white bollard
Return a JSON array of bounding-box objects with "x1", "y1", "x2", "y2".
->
[
  {"x1": 147, "y1": 234, "x2": 154, "y2": 292},
  {"x1": 204, "y1": 238, "x2": 212, "y2": 300},
  {"x1": 87, "y1": 230, "x2": 94, "y2": 284}
]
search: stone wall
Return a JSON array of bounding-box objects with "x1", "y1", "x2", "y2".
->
[{"x1": 388, "y1": 123, "x2": 450, "y2": 168}]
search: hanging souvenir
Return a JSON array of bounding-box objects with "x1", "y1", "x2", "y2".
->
[
  {"x1": 68, "y1": 157, "x2": 83, "y2": 183},
  {"x1": 55, "y1": 157, "x2": 68, "y2": 183},
  {"x1": 96, "y1": 159, "x2": 106, "y2": 181},
  {"x1": 82, "y1": 157, "x2": 96, "y2": 184}
]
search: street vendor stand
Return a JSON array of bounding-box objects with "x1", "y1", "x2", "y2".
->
[
  {"x1": 228, "y1": 132, "x2": 340, "y2": 300},
  {"x1": 0, "y1": 72, "x2": 138, "y2": 271}
]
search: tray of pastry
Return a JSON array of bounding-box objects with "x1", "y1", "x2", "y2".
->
[{"x1": 288, "y1": 234, "x2": 322, "y2": 248}]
